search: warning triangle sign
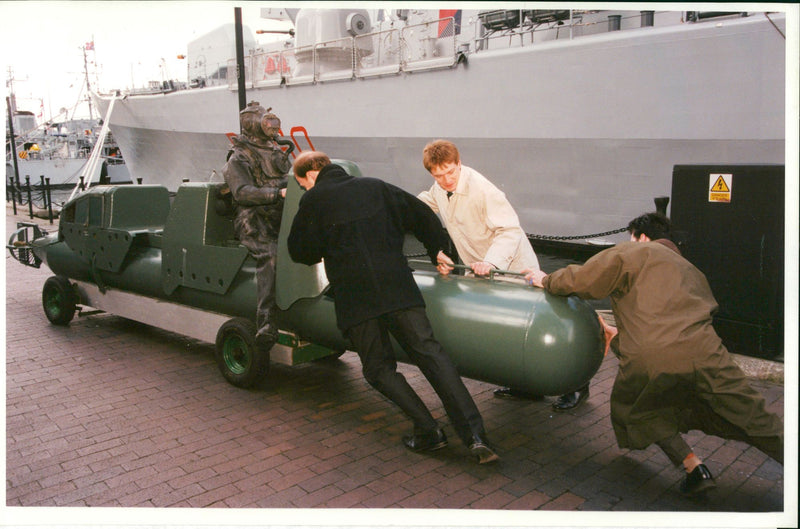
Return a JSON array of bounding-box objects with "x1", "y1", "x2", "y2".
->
[{"x1": 711, "y1": 175, "x2": 730, "y2": 192}]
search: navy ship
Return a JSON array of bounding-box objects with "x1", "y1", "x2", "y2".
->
[{"x1": 93, "y1": 8, "x2": 787, "y2": 244}]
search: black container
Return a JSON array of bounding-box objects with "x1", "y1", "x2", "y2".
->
[{"x1": 670, "y1": 164, "x2": 784, "y2": 359}]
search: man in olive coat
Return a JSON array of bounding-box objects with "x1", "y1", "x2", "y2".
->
[
  {"x1": 287, "y1": 151, "x2": 498, "y2": 464},
  {"x1": 525, "y1": 212, "x2": 783, "y2": 496}
]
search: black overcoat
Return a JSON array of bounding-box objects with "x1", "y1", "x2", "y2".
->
[{"x1": 287, "y1": 164, "x2": 447, "y2": 331}]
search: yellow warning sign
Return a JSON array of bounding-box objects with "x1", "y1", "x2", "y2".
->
[{"x1": 709, "y1": 173, "x2": 732, "y2": 203}]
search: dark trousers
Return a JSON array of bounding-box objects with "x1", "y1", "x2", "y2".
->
[
  {"x1": 655, "y1": 433, "x2": 693, "y2": 466},
  {"x1": 242, "y1": 238, "x2": 278, "y2": 343},
  {"x1": 346, "y1": 307, "x2": 485, "y2": 446}
]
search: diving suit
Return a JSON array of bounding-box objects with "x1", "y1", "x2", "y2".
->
[{"x1": 222, "y1": 101, "x2": 292, "y2": 352}]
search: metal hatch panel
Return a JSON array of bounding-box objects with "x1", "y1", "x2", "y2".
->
[
  {"x1": 276, "y1": 159, "x2": 362, "y2": 310},
  {"x1": 162, "y1": 184, "x2": 248, "y2": 296}
]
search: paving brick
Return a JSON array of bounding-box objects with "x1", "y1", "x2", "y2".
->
[
  {"x1": 540, "y1": 491, "x2": 586, "y2": 510},
  {"x1": 5, "y1": 212, "x2": 788, "y2": 519},
  {"x1": 505, "y1": 489, "x2": 551, "y2": 510},
  {"x1": 323, "y1": 485, "x2": 379, "y2": 508}
]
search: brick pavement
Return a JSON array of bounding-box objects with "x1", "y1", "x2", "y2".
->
[{"x1": 4, "y1": 209, "x2": 791, "y2": 524}]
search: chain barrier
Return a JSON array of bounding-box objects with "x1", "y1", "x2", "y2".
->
[
  {"x1": 403, "y1": 226, "x2": 629, "y2": 259},
  {"x1": 526, "y1": 226, "x2": 628, "y2": 241},
  {"x1": 7, "y1": 184, "x2": 51, "y2": 210}
]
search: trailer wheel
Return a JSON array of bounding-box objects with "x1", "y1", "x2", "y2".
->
[
  {"x1": 215, "y1": 318, "x2": 269, "y2": 388},
  {"x1": 42, "y1": 276, "x2": 77, "y2": 325}
]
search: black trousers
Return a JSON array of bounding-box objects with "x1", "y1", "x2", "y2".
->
[
  {"x1": 346, "y1": 307, "x2": 485, "y2": 446},
  {"x1": 241, "y1": 237, "x2": 278, "y2": 343}
]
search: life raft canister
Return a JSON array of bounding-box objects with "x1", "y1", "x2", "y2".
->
[{"x1": 264, "y1": 55, "x2": 289, "y2": 76}]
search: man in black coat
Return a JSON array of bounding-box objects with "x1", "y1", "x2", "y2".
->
[{"x1": 287, "y1": 151, "x2": 498, "y2": 464}]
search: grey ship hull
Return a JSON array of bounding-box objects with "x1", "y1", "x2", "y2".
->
[
  {"x1": 95, "y1": 12, "x2": 786, "y2": 242},
  {"x1": 7, "y1": 158, "x2": 131, "y2": 187},
  {"x1": 7, "y1": 158, "x2": 88, "y2": 186}
]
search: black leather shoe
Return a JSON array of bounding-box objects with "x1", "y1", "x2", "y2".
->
[
  {"x1": 402, "y1": 428, "x2": 448, "y2": 452},
  {"x1": 552, "y1": 386, "x2": 589, "y2": 412},
  {"x1": 493, "y1": 387, "x2": 545, "y2": 401},
  {"x1": 468, "y1": 434, "x2": 500, "y2": 464},
  {"x1": 679, "y1": 464, "x2": 716, "y2": 495}
]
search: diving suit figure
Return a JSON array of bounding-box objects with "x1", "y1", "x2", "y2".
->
[{"x1": 222, "y1": 101, "x2": 292, "y2": 354}]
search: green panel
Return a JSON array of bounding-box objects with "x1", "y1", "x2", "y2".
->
[
  {"x1": 60, "y1": 224, "x2": 133, "y2": 272},
  {"x1": 275, "y1": 159, "x2": 361, "y2": 310},
  {"x1": 106, "y1": 185, "x2": 171, "y2": 230},
  {"x1": 58, "y1": 185, "x2": 171, "y2": 274},
  {"x1": 162, "y1": 183, "x2": 248, "y2": 295}
]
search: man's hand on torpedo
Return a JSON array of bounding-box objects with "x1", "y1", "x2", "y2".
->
[{"x1": 436, "y1": 251, "x2": 455, "y2": 276}]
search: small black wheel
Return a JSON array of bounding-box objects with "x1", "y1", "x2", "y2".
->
[
  {"x1": 215, "y1": 318, "x2": 270, "y2": 388},
  {"x1": 42, "y1": 276, "x2": 77, "y2": 325}
]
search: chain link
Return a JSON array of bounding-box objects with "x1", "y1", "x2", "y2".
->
[
  {"x1": 526, "y1": 226, "x2": 628, "y2": 241},
  {"x1": 7, "y1": 184, "x2": 51, "y2": 210},
  {"x1": 403, "y1": 226, "x2": 629, "y2": 258}
]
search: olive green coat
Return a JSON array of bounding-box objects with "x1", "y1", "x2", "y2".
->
[{"x1": 543, "y1": 240, "x2": 783, "y2": 450}]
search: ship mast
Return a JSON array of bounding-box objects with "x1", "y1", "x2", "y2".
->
[
  {"x1": 6, "y1": 66, "x2": 18, "y2": 115},
  {"x1": 82, "y1": 43, "x2": 94, "y2": 121}
]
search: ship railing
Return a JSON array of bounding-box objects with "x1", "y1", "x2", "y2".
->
[
  {"x1": 317, "y1": 36, "x2": 360, "y2": 83},
  {"x1": 468, "y1": 10, "x2": 752, "y2": 52},
  {"x1": 251, "y1": 50, "x2": 295, "y2": 87},
  {"x1": 283, "y1": 45, "x2": 315, "y2": 85},
  {"x1": 226, "y1": 16, "x2": 459, "y2": 90},
  {"x1": 355, "y1": 28, "x2": 401, "y2": 78},
  {"x1": 400, "y1": 17, "x2": 458, "y2": 71},
  {"x1": 226, "y1": 56, "x2": 253, "y2": 88}
]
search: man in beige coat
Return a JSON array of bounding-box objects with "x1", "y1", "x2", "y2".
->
[
  {"x1": 525, "y1": 212, "x2": 783, "y2": 496},
  {"x1": 418, "y1": 139, "x2": 590, "y2": 409},
  {"x1": 417, "y1": 139, "x2": 539, "y2": 276}
]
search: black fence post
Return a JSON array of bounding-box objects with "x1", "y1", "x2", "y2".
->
[
  {"x1": 46, "y1": 177, "x2": 54, "y2": 224},
  {"x1": 9, "y1": 176, "x2": 18, "y2": 215},
  {"x1": 39, "y1": 175, "x2": 47, "y2": 211},
  {"x1": 14, "y1": 174, "x2": 22, "y2": 203},
  {"x1": 25, "y1": 175, "x2": 33, "y2": 219}
]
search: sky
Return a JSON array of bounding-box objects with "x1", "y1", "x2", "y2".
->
[{"x1": 1, "y1": 1, "x2": 292, "y2": 122}]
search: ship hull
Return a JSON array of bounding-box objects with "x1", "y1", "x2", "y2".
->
[{"x1": 95, "y1": 13, "x2": 786, "y2": 242}]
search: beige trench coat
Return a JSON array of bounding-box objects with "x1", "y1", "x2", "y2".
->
[{"x1": 417, "y1": 165, "x2": 539, "y2": 272}]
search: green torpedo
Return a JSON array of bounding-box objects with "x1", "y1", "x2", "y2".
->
[{"x1": 9, "y1": 161, "x2": 605, "y2": 394}]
